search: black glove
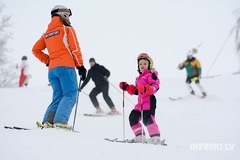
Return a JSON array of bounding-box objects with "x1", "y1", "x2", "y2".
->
[
  {"x1": 77, "y1": 66, "x2": 87, "y2": 81},
  {"x1": 46, "y1": 61, "x2": 50, "y2": 67}
]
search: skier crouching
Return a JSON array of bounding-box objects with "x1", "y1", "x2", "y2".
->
[
  {"x1": 119, "y1": 53, "x2": 161, "y2": 144},
  {"x1": 178, "y1": 50, "x2": 207, "y2": 98}
]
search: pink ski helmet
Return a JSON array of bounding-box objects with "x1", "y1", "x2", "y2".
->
[{"x1": 137, "y1": 53, "x2": 153, "y2": 70}]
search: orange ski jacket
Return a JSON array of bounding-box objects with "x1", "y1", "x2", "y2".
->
[{"x1": 32, "y1": 16, "x2": 84, "y2": 70}]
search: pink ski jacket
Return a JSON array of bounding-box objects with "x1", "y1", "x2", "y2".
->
[{"x1": 134, "y1": 69, "x2": 160, "y2": 111}]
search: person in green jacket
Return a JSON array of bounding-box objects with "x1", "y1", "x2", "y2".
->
[{"x1": 178, "y1": 50, "x2": 207, "y2": 97}]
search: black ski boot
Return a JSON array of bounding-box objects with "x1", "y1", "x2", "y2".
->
[
  {"x1": 191, "y1": 90, "x2": 195, "y2": 95},
  {"x1": 202, "y1": 92, "x2": 207, "y2": 98}
]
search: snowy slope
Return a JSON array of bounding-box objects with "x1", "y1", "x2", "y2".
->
[{"x1": 0, "y1": 75, "x2": 240, "y2": 160}]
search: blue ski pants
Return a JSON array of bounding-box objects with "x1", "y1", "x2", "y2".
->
[{"x1": 43, "y1": 67, "x2": 78, "y2": 124}]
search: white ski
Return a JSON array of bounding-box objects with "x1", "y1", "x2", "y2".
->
[
  {"x1": 83, "y1": 113, "x2": 107, "y2": 117},
  {"x1": 104, "y1": 138, "x2": 167, "y2": 146}
]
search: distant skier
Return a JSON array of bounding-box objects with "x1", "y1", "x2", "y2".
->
[
  {"x1": 18, "y1": 56, "x2": 30, "y2": 87},
  {"x1": 32, "y1": 5, "x2": 87, "y2": 128},
  {"x1": 178, "y1": 50, "x2": 207, "y2": 97},
  {"x1": 119, "y1": 53, "x2": 161, "y2": 144},
  {"x1": 81, "y1": 58, "x2": 119, "y2": 115}
]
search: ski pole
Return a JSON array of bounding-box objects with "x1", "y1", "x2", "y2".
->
[
  {"x1": 196, "y1": 42, "x2": 203, "y2": 49},
  {"x1": 72, "y1": 77, "x2": 82, "y2": 131},
  {"x1": 206, "y1": 30, "x2": 233, "y2": 76},
  {"x1": 122, "y1": 90, "x2": 126, "y2": 141},
  {"x1": 141, "y1": 110, "x2": 144, "y2": 143},
  {"x1": 140, "y1": 94, "x2": 144, "y2": 144},
  {"x1": 191, "y1": 42, "x2": 203, "y2": 54},
  {"x1": 80, "y1": 90, "x2": 107, "y2": 108},
  {"x1": 109, "y1": 81, "x2": 135, "y2": 105}
]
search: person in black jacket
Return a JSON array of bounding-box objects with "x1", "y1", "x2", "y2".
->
[{"x1": 81, "y1": 58, "x2": 119, "y2": 115}]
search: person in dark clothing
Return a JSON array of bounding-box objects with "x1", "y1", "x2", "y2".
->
[{"x1": 81, "y1": 58, "x2": 119, "y2": 115}]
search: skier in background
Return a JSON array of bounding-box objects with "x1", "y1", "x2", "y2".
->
[
  {"x1": 32, "y1": 5, "x2": 86, "y2": 128},
  {"x1": 119, "y1": 53, "x2": 161, "y2": 144},
  {"x1": 81, "y1": 58, "x2": 119, "y2": 115},
  {"x1": 178, "y1": 50, "x2": 207, "y2": 98},
  {"x1": 17, "y1": 56, "x2": 30, "y2": 87}
]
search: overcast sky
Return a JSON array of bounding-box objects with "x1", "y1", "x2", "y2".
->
[{"x1": 2, "y1": 0, "x2": 240, "y2": 87}]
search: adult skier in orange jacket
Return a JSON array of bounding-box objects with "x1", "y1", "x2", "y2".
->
[{"x1": 32, "y1": 5, "x2": 86, "y2": 128}]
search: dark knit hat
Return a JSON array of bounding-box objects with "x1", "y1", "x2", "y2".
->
[
  {"x1": 22, "y1": 56, "x2": 27, "y2": 60},
  {"x1": 89, "y1": 58, "x2": 96, "y2": 63}
]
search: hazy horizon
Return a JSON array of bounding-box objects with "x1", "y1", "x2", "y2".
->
[{"x1": 2, "y1": 0, "x2": 240, "y2": 87}]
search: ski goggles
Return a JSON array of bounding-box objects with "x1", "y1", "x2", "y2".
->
[{"x1": 51, "y1": 8, "x2": 72, "y2": 17}]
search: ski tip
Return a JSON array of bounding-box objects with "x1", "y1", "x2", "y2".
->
[
  {"x1": 169, "y1": 97, "x2": 182, "y2": 101},
  {"x1": 4, "y1": 126, "x2": 13, "y2": 129},
  {"x1": 4, "y1": 126, "x2": 30, "y2": 130}
]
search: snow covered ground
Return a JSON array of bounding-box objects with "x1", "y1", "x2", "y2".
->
[{"x1": 0, "y1": 74, "x2": 240, "y2": 160}]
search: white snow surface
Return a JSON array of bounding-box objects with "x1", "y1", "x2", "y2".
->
[{"x1": 1, "y1": 75, "x2": 240, "y2": 160}]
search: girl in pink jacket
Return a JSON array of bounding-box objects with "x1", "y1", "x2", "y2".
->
[{"x1": 119, "y1": 53, "x2": 161, "y2": 144}]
